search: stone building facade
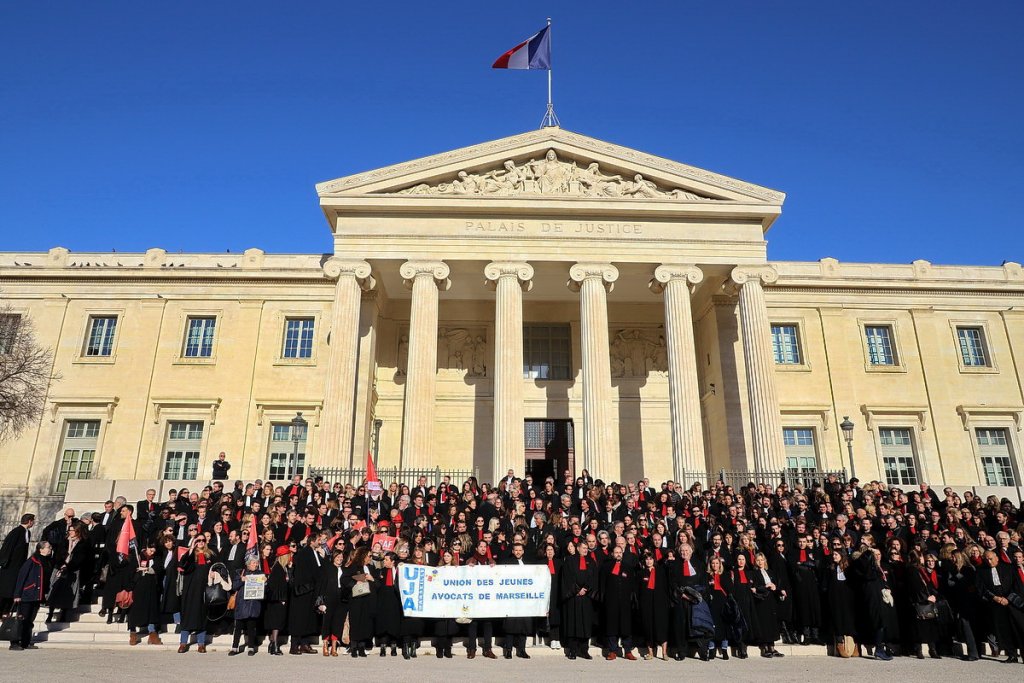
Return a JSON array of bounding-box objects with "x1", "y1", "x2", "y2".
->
[{"x1": 2, "y1": 128, "x2": 1023, "y2": 518}]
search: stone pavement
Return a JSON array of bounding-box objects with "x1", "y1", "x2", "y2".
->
[{"x1": 0, "y1": 647, "x2": 1017, "y2": 682}]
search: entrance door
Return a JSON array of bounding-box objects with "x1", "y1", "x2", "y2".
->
[{"x1": 525, "y1": 419, "x2": 575, "y2": 483}]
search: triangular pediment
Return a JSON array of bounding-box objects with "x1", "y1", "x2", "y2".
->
[{"x1": 316, "y1": 128, "x2": 784, "y2": 205}]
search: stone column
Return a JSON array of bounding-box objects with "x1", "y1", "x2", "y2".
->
[
  {"x1": 485, "y1": 261, "x2": 534, "y2": 481},
  {"x1": 568, "y1": 263, "x2": 620, "y2": 482},
  {"x1": 730, "y1": 265, "x2": 786, "y2": 473},
  {"x1": 399, "y1": 261, "x2": 450, "y2": 468},
  {"x1": 650, "y1": 264, "x2": 706, "y2": 481},
  {"x1": 321, "y1": 258, "x2": 375, "y2": 468}
]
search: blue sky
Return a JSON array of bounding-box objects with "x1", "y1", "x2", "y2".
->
[{"x1": 1, "y1": 2, "x2": 1021, "y2": 265}]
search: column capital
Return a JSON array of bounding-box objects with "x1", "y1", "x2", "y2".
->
[
  {"x1": 484, "y1": 261, "x2": 534, "y2": 291},
  {"x1": 729, "y1": 264, "x2": 778, "y2": 288},
  {"x1": 400, "y1": 260, "x2": 451, "y2": 291},
  {"x1": 650, "y1": 264, "x2": 703, "y2": 294},
  {"x1": 567, "y1": 262, "x2": 619, "y2": 293},
  {"x1": 323, "y1": 258, "x2": 375, "y2": 290}
]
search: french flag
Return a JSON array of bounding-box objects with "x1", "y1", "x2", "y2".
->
[{"x1": 492, "y1": 25, "x2": 551, "y2": 70}]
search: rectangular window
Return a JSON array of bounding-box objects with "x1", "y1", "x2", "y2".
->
[
  {"x1": 163, "y1": 421, "x2": 203, "y2": 479},
  {"x1": 84, "y1": 315, "x2": 118, "y2": 357},
  {"x1": 957, "y1": 326, "x2": 988, "y2": 367},
  {"x1": 54, "y1": 419, "x2": 100, "y2": 494},
  {"x1": 0, "y1": 314, "x2": 21, "y2": 354},
  {"x1": 771, "y1": 324, "x2": 802, "y2": 364},
  {"x1": 282, "y1": 317, "x2": 315, "y2": 359},
  {"x1": 782, "y1": 427, "x2": 817, "y2": 473},
  {"x1": 183, "y1": 316, "x2": 216, "y2": 358},
  {"x1": 865, "y1": 325, "x2": 897, "y2": 365},
  {"x1": 879, "y1": 427, "x2": 918, "y2": 486},
  {"x1": 267, "y1": 422, "x2": 306, "y2": 480},
  {"x1": 976, "y1": 427, "x2": 1016, "y2": 486},
  {"x1": 523, "y1": 324, "x2": 571, "y2": 380}
]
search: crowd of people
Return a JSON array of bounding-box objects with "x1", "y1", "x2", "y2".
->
[{"x1": 1, "y1": 468, "x2": 1023, "y2": 665}]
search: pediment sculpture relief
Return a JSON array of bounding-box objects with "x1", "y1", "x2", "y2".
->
[
  {"x1": 610, "y1": 327, "x2": 668, "y2": 378},
  {"x1": 396, "y1": 327, "x2": 488, "y2": 378},
  {"x1": 394, "y1": 149, "x2": 715, "y2": 200}
]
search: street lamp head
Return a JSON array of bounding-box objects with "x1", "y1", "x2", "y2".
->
[
  {"x1": 291, "y1": 411, "x2": 307, "y2": 442},
  {"x1": 840, "y1": 416, "x2": 854, "y2": 443}
]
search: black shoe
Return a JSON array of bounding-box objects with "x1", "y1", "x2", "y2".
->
[
  {"x1": 567, "y1": 652, "x2": 576, "y2": 660},
  {"x1": 579, "y1": 650, "x2": 592, "y2": 660},
  {"x1": 106, "y1": 615, "x2": 113, "y2": 624},
  {"x1": 772, "y1": 649, "x2": 785, "y2": 658},
  {"x1": 443, "y1": 646, "x2": 452, "y2": 659},
  {"x1": 720, "y1": 647, "x2": 729, "y2": 660},
  {"x1": 228, "y1": 648, "x2": 242, "y2": 656},
  {"x1": 45, "y1": 613, "x2": 53, "y2": 624},
  {"x1": 391, "y1": 646, "x2": 397, "y2": 656},
  {"x1": 9, "y1": 644, "x2": 24, "y2": 651},
  {"x1": 436, "y1": 649, "x2": 443, "y2": 659},
  {"x1": 98, "y1": 609, "x2": 107, "y2": 617},
  {"x1": 411, "y1": 645, "x2": 418, "y2": 658},
  {"x1": 698, "y1": 649, "x2": 708, "y2": 661},
  {"x1": 503, "y1": 649, "x2": 513, "y2": 659},
  {"x1": 403, "y1": 645, "x2": 411, "y2": 660},
  {"x1": 707, "y1": 648, "x2": 716, "y2": 660},
  {"x1": 1003, "y1": 656, "x2": 1020, "y2": 664},
  {"x1": 380, "y1": 646, "x2": 386, "y2": 657},
  {"x1": 673, "y1": 653, "x2": 684, "y2": 661},
  {"x1": 516, "y1": 650, "x2": 530, "y2": 659}
]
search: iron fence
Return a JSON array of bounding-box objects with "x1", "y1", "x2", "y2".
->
[
  {"x1": 308, "y1": 466, "x2": 479, "y2": 487},
  {"x1": 676, "y1": 469, "x2": 847, "y2": 491}
]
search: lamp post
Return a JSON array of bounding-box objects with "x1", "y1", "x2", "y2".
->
[
  {"x1": 840, "y1": 416, "x2": 856, "y2": 481},
  {"x1": 291, "y1": 411, "x2": 307, "y2": 478}
]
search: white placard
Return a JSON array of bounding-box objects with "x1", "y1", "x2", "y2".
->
[{"x1": 398, "y1": 563, "x2": 551, "y2": 619}]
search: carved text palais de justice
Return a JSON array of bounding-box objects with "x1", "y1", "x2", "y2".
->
[{"x1": 464, "y1": 220, "x2": 644, "y2": 235}]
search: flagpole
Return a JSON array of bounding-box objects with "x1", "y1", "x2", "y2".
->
[{"x1": 541, "y1": 17, "x2": 560, "y2": 128}]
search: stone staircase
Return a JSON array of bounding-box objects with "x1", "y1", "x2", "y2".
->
[{"x1": 35, "y1": 603, "x2": 829, "y2": 656}]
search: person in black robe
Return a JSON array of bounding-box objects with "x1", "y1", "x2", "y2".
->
[
  {"x1": 540, "y1": 544, "x2": 561, "y2": 649},
  {"x1": 432, "y1": 550, "x2": 459, "y2": 659},
  {"x1": 264, "y1": 547, "x2": 291, "y2": 655},
  {"x1": 667, "y1": 542, "x2": 707, "y2": 660},
  {"x1": 787, "y1": 535, "x2": 822, "y2": 644},
  {"x1": 637, "y1": 552, "x2": 669, "y2": 660},
  {"x1": 850, "y1": 543, "x2": 898, "y2": 661},
  {"x1": 0, "y1": 515, "x2": 35, "y2": 617},
  {"x1": 598, "y1": 546, "x2": 636, "y2": 660},
  {"x1": 977, "y1": 549, "x2": 1023, "y2": 662},
  {"x1": 750, "y1": 552, "x2": 783, "y2": 657},
  {"x1": 46, "y1": 522, "x2": 88, "y2": 622},
  {"x1": 374, "y1": 552, "x2": 403, "y2": 656},
  {"x1": 177, "y1": 538, "x2": 222, "y2": 652},
  {"x1": 908, "y1": 552, "x2": 949, "y2": 659},
  {"x1": 316, "y1": 549, "x2": 348, "y2": 657},
  {"x1": 943, "y1": 549, "x2": 981, "y2": 661},
  {"x1": 768, "y1": 538, "x2": 795, "y2": 643},
  {"x1": 560, "y1": 542, "x2": 598, "y2": 660},
  {"x1": 729, "y1": 553, "x2": 757, "y2": 658},
  {"x1": 500, "y1": 543, "x2": 534, "y2": 658},
  {"x1": 288, "y1": 540, "x2": 325, "y2": 654},
  {"x1": 821, "y1": 547, "x2": 857, "y2": 647},
  {"x1": 342, "y1": 545, "x2": 377, "y2": 657},
  {"x1": 8, "y1": 541, "x2": 53, "y2": 650},
  {"x1": 705, "y1": 556, "x2": 733, "y2": 659},
  {"x1": 156, "y1": 534, "x2": 181, "y2": 629},
  {"x1": 126, "y1": 543, "x2": 163, "y2": 645}
]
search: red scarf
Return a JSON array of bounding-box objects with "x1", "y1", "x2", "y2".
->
[
  {"x1": 823, "y1": 544, "x2": 831, "y2": 556},
  {"x1": 262, "y1": 558, "x2": 271, "y2": 574},
  {"x1": 712, "y1": 573, "x2": 723, "y2": 592},
  {"x1": 927, "y1": 569, "x2": 938, "y2": 588},
  {"x1": 799, "y1": 549, "x2": 807, "y2": 562},
  {"x1": 737, "y1": 569, "x2": 748, "y2": 584},
  {"x1": 385, "y1": 569, "x2": 394, "y2": 586},
  {"x1": 647, "y1": 569, "x2": 656, "y2": 590},
  {"x1": 611, "y1": 561, "x2": 621, "y2": 576},
  {"x1": 1000, "y1": 550, "x2": 1010, "y2": 563},
  {"x1": 682, "y1": 561, "x2": 692, "y2": 577},
  {"x1": 579, "y1": 555, "x2": 587, "y2": 571},
  {"x1": 1017, "y1": 567, "x2": 1024, "y2": 584},
  {"x1": 452, "y1": 552, "x2": 460, "y2": 566},
  {"x1": 970, "y1": 555, "x2": 983, "y2": 567},
  {"x1": 547, "y1": 559, "x2": 556, "y2": 575},
  {"x1": 654, "y1": 548, "x2": 663, "y2": 562},
  {"x1": 197, "y1": 553, "x2": 207, "y2": 565}
]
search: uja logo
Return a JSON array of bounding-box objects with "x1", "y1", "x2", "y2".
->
[{"x1": 401, "y1": 565, "x2": 426, "y2": 612}]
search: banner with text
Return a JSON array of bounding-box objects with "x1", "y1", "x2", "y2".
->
[{"x1": 398, "y1": 563, "x2": 551, "y2": 619}]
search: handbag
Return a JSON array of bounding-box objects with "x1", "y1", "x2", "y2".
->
[
  {"x1": 835, "y1": 635, "x2": 859, "y2": 658},
  {"x1": 0, "y1": 614, "x2": 22, "y2": 641},
  {"x1": 176, "y1": 572, "x2": 184, "y2": 597},
  {"x1": 352, "y1": 581, "x2": 371, "y2": 598},
  {"x1": 115, "y1": 589, "x2": 134, "y2": 609},
  {"x1": 1008, "y1": 592, "x2": 1024, "y2": 611},
  {"x1": 227, "y1": 592, "x2": 237, "y2": 610},
  {"x1": 205, "y1": 562, "x2": 229, "y2": 605},
  {"x1": 915, "y1": 602, "x2": 939, "y2": 620}
]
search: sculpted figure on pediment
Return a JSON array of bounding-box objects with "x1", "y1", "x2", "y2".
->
[
  {"x1": 610, "y1": 327, "x2": 668, "y2": 378},
  {"x1": 394, "y1": 149, "x2": 715, "y2": 200},
  {"x1": 438, "y1": 327, "x2": 487, "y2": 378}
]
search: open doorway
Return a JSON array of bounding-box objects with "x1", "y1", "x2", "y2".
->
[{"x1": 525, "y1": 419, "x2": 575, "y2": 483}]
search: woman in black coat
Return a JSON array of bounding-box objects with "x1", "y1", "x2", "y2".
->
[
  {"x1": 705, "y1": 555, "x2": 733, "y2": 659},
  {"x1": 729, "y1": 553, "x2": 756, "y2": 658},
  {"x1": 750, "y1": 552, "x2": 782, "y2": 657},
  {"x1": 668, "y1": 542, "x2": 708, "y2": 661},
  {"x1": 126, "y1": 544, "x2": 163, "y2": 645},
  {"x1": 156, "y1": 535, "x2": 180, "y2": 628},
  {"x1": 851, "y1": 543, "x2": 899, "y2": 660},
  {"x1": 637, "y1": 552, "x2": 669, "y2": 660},
  {"x1": 907, "y1": 552, "x2": 948, "y2": 658},
  {"x1": 943, "y1": 549, "x2": 981, "y2": 660},
  {"x1": 432, "y1": 549, "x2": 459, "y2": 658},
  {"x1": 176, "y1": 538, "x2": 226, "y2": 653},
  {"x1": 821, "y1": 547, "x2": 857, "y2": 647},
  {"x1": 264, "y1": 547, "x2": 291, "y2": 655},
  {"x1": 559, "y1": 542, "x2": 598, "y2": 660},
  {"x1": 540, "y1": 544, "x2": 561, "y2": 648},
  {"x1": 8, "y1": 542, "x2": 54, "y2": 650},
  {"x1": 342, "y1": 545, "x2": 377, "y2": 657},
  {"x1": 768, "y1": 539, "x2": 795, "y2": 643},
  {"x1": 46, "y1": 522, "x2": 88, "y2": 622},
  {"x1": 374, "y1": 553, "x2": 403, "y2": 657},
  {"x1": 316, "y1": 550, "x2": 347, "y2": 657}
]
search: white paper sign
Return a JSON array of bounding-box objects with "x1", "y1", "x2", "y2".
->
[
  {"x1": 243, "y1": 574, "x2": 266, "y2": 600},
  {"x1": 398, "y1": 563, "x2": 551, "y2": 619}
]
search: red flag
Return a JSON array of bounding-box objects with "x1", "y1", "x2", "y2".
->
[
  {"x1": 247, "y1": 513, "x2": 258, "y2": 550},
  {"x1": 366, "y1": 451, "x2": 382, "y2": 494},
  {"x1": 115, "y1": 519, "x2": 136, "y2": 556}
]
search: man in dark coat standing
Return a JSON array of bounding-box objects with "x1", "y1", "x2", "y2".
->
[
  {"x1": 288, "y1": 536, "x2": 325, "y2": 654},
  {"x1": 0, "y1": 514, "x2": 35, "y2": 616},
  {"x1": 500, "y1": 543, "x2": 534, "y2": 659}
]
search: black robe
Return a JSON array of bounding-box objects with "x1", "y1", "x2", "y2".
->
[
  {"x1": 127, "y1": 557, "x2": 162, "y2": 629},
  {"x1": 342, "y1": 563, "x2": 378, "y2": 643},
  {"x1": 768, "y1": 550, "x2": 793, "y2": 624},
  {"x1": 264, "y1": 562, "x2": 289, "y2": 631},
  {"x1": 787, "y1": 548, "x2": 821, "y2": 630},
  {"x1": 977, "y1": 563, "x2": 1021, "y2": 652},
  {"x1": 749, "y1": 567, "x2": 780, "y2": 644},
  {"x1": 730, "y1": 568, "x2": 756, "y2": 643},
  {"x1": 705, "y1": 572, "x2": 733, "y2": 643},
  {"x1": 288, "y1": 546, "x2": 323, "y2": 639},
  {"x1": 374, "y1": 565, "x2": 403, "y2": 638},
  {"x1": 48, "y1": 537, "x2": 89, "y2": 611},
  {"x1": 501, "y1": 556, "x2": 534, "y2": 635},
  {"x1": 667, "y1": 559, "x2": 706, "y2": 648},
  {"x1": 316, "y1": 563, "x2": 348, "y2": 639},
  {"x1": 560, "y1": 556, "x2": 598, "y2": 639},
  {"x1": 0, "y1": 526, "x2": 31, "y2": 598},
  {"x1": 637, "y1": 564, "x2": 669, "y2": 643},
  {"x1": 821, "y1": 564, "x2": 857, "y2": 638},
  {"x1": 851, "y1": 550, "x2": 900, "y2": 643},
  {"x1": 177, "y1": 552, "x2": 212, "y2": 632},
  {"x1": 157, "y1": 548, "x2": 180, "y2": 618},
  {"x1": 543, "y1": 558, "x2": 562, "y2": 630}
]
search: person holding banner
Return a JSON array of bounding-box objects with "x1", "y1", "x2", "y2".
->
[
  {"x1": 227, "y1": 555, "x2": 264, "y2": 656},
  {"x1": 465, "y1": 539, "x2": 498, "y2": 659},
  {"x1": 432, "y1": 549, "x2": 460, "y2": 659},
  {"x1": 500, "y1": 543, "x2": 534, "y2": 659},
  {"x1": 560, "y1": 541, "x2": 598, "y2": 660}
]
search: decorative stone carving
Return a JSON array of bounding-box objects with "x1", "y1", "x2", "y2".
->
[
  {"x1": 729, "y1": 265, "x2": 779, "y2": 288},
  {"x1": 568, "y1": 262, "x2": 619, "y2": 293},
  {"x1": 438, "y1": 327, "x2": 488, "y2": 377},
  {"x1": 400, "y1": 260, "x2": 451, "y2": 290},
  {"x1": 395, "y1": 149, "x2": 715, "y2": 200},
  {"x1": 609, "y1": 328, "x2": 668, "y2": 378}
]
